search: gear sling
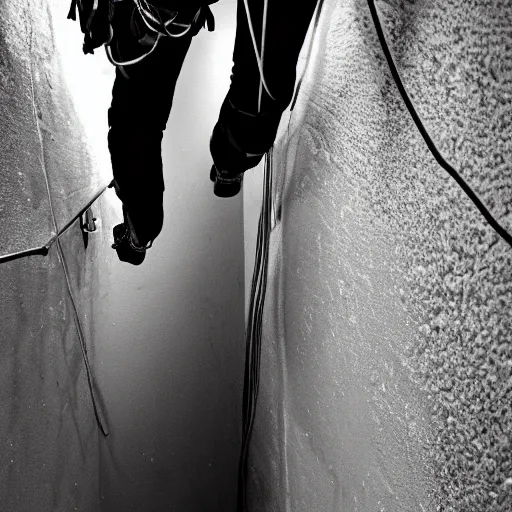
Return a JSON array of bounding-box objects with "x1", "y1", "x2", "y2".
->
[{"x1": 67, "y1": 0, "x2": 218, "y2": 57}]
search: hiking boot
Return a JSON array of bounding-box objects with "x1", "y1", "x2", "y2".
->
[
  {"x1": 210, "y1": 165, "x2": 243, "y2": 198},
  {"x1": 111, "y1": 223, "x2": 150, "y2": 266}
]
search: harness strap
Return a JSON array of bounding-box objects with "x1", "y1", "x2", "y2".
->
[
  {"x1": 203, "y1": 5, "x2": 215, "y2": 32},
  {"x1": 67, "y1": 0, "x2": 77, "y2": 20}
]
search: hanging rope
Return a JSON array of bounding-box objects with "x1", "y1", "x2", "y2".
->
[
  {"x1": 237, "y1": 148, "x2": 273, "y2": 512},
  {"x1": 237, "y1": 2, "x2": 326, "y2": 509},
  {"x1": 242, "y1": 0, "x2": 276, "y2": 105}
]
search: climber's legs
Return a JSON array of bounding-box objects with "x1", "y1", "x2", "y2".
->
[
  {"x1": 210, "y1": 0, "x2": 320, "y2": 196},
  {"x1": 107, "y1": 3, "x2": 193, "y2": 253}
]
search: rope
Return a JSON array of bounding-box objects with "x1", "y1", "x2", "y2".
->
[
  {"x1": 242, "y1": 0, "x2": 276, "y2": 103},
  {"x1": 105, "y1": 1, "x2": 209, "y2": 67},
  {"x1": 368, "y1": 0, "x2": 512, "y2": 249},
  {"x1": 237, "y1": 148, "x2": 273, "y2": 512}
]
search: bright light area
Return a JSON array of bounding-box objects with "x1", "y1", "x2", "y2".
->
[{"x1": 49, "y1": 3, "x2": 115, "y2": 183}]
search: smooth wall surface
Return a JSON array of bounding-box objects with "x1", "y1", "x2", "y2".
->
[{"x1": 247, "y1": 0, "x2": 512, "y2": 511}]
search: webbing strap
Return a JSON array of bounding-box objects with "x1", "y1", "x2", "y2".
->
[
  {"x1": 67, "y1": 0, "x2": 77, "y2": 20},
  {"x1": 203, "y1": 5, "x2": 215, "y2": 31}
]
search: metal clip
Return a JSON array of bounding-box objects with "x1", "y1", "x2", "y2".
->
[{"x1": 82, "y1": 208, "x2": 97, "y2": 233}]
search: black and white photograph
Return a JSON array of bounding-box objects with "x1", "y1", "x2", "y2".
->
[{"x1": 0, "y1": 1, "x2": 511, "y2": 511}]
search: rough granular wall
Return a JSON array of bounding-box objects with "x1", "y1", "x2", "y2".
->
[
  {"x1": 249, "y1": 0, "x2": 512, "y2": 510},
  {"x1": 363, "y1": 1, "x2": 512, "y2": 509},
  {"x1": 0, "y1": 0, "x2": 112, "y2": 258}
]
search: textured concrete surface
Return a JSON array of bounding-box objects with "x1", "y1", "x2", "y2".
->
[
  {"x1": 0, "y1": 0, "x2": 113, "y2": 258},
  {"x1": 246, "y1": 0, "x2": 512, "y2": 510},
  {"x1": 0, "y1": 0, "x2": 54, "y2": 255},
  {"x1": 0, "y1": 192, "x2": 118, "y2": 512}
]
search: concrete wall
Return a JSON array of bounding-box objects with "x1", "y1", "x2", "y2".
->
[
  {"x1": 0, "y1": 1, "x2": 113, "y2": 510},
  {"x1": 246, "y1": 0, "x2": 512, "y2": 510}
]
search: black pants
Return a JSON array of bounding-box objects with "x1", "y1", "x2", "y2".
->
[{"x1": 108, "y1": 0, "x2": 319, "y2": 244}]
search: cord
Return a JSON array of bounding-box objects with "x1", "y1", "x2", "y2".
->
[
  {"x1": 57, "y1": 237, "x2": 110, "y2": 437},
  {"x1": 106, "y1": 32, "x2": 162, "y2": 67},
  {"x1": 368, "y1": 0, "x2": 512, "y2": 249},
  {"x1": 242, "y1": 0, "x2": 276, "y2": 104},
  {"x1": 134, "y1": 0, "x2": 193, "y2": 38},
  {"x1": 237, "y1": 3, "x2": 281, "y2": 507},
  {"x1": 105, "y1": 0, "x2": 201, "y2": 67},
  {"x1": 238, "y1": 148, "x2": 273, "y2": 512},
  {"x1": 237, "y1": 3, "x2": 326, "y2": 509},
  {"x1": 256, "y1": 0, "x2": 269, "y2": 112}
]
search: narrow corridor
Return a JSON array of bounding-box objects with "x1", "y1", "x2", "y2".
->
[{"x1": 94, "y1": 3, "x2": 245, "y2": 511}]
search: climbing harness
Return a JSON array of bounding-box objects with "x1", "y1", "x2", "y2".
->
[
  {"x1": 68, "y1": 0, "x2": 217, "y2": 67},
  {"x1": 368, "y1": 0, "x2": 512, "y2": 249}
]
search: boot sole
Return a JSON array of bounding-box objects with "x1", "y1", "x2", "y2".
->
[{"x1": 210, "y1": 165, "x2": 242, "y2": 198}]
